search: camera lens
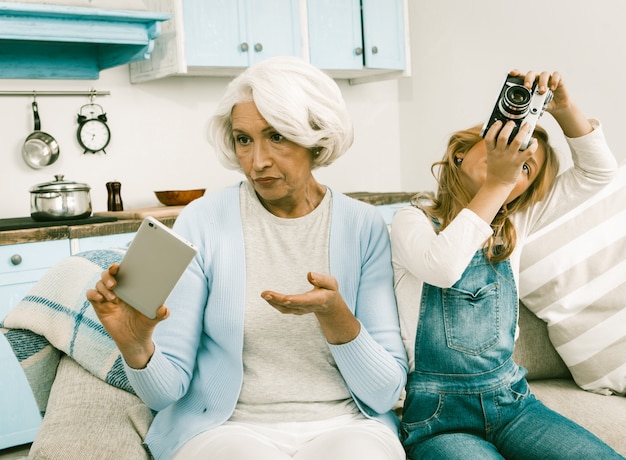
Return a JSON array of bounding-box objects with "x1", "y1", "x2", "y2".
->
[{"x1": 498, "y1": 84, "x2": 531, "y2": 119}]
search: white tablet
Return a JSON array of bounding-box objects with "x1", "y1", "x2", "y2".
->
[{"x1": 114, "y1": 216, "x2": 197, "y2": 319}]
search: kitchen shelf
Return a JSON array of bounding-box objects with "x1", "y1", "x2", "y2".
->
[{"x1": 0, "y1": 2, "x2": 171, "y2": 79}]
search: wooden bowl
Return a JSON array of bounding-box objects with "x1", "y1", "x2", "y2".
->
[{"x1": 154, "y1": 189, "x2": 206, "y2": 206}]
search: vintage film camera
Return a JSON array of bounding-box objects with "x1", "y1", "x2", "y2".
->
[{"x1": 481, "y1": 75, "x2": 553, "y2": 150}]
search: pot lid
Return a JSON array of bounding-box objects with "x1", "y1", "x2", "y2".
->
[{"x1": 30, "y1": 174, "x2": 90, "y2": 193}]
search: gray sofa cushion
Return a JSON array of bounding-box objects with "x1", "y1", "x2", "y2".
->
[
  {"x1": 513, "y1": 302, "x2": 571, "y2": 380},
  {"x1": 530, "y1": 378, "x2": 626, "y2": 457},
  {"x1": 29, "y1": 355, "x2": 153, "y2": 460}
]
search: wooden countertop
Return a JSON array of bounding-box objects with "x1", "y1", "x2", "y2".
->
[
  {"x1": 0, "y1": 192, "x2": 416, "y2": 246},
  {"x1": 0, "y1": 217, "x2": 178, "y2": 246},
  {"x1": 345, "y1": 191, "x2": 415, "y2": 206}
]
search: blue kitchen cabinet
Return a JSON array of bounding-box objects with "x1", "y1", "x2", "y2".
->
[
  {"x1": 131, "y1": 0, "x2": 302, "y2": 81},
  {"x1": 0, "y1": 240, "x2": 71, "y2": 321},
  {"x1": 0, "y1": 239, "x2": 71, "y2": 450},
  {"x1": 183, "y1": 0, "x2": 302, "y2": 68},
  {"x1": 362, "y1": 0, "x2": 406, "y2": 70},
  {"x1": 308, "y1": 0, "x2": 407, "y2": 77},
  {"x1": 131, "y1": 0, "x2": 409, "y2": 84},
  {"x1": 72, "y1": 232, "x2": 135, "y2": 254},
  {"x1": 0, "y1": 233, "x2": 135, "y2": 450},
  {"x1": 376, "y1": 202, "x2": 410, "y2": 226},
  {"x1": 0, "y1": 333, "x2": 42, "y2": 450},
  {"x1": 307, "y1": 0, "x2": 362, "y2": 71}
]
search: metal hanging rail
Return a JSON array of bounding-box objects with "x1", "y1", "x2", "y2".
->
[{"x1": 0, "y1": 90, "x2": 110, "y2": 97}]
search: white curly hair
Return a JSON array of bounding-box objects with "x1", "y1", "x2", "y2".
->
[{"x1": 208, "y1": 56, "x2": 354, "y2": 171}]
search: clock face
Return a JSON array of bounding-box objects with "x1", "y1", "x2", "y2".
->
[{"x1": 78, "y1": 118, "x2": 111, "y2": 152}]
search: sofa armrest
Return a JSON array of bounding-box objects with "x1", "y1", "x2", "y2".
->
[{"x1": 513, "y1": 302, "x2": 571, "y2": 380}]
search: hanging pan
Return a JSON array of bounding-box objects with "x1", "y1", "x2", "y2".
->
[{"x1": 22, "y1": 101, "x2": 60, "y2": 169}]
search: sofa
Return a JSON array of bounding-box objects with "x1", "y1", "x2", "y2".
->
[
  {"x1": 4, "y1": 165, "x2": 626, "y2": 458},
  {"x1": 2, "y1": 300, "x2": 620, "y2": 459}
]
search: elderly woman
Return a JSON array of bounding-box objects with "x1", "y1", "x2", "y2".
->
[{"x1": 87, "y1": 56, "x2": 408, "y2": 460}]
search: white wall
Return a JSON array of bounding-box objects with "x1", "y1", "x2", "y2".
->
[
  {"x1": 401, "y1": 0, "x2": 626, "y2": 193},
  {"x1": 0, "y1": 68, "x2": 402, "y2": 218},
  {"x1": 2, "y1": 0, "x2": 625, "y2": 219}
]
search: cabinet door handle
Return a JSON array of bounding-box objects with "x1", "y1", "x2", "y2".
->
[
  {"x1": 372, "y1": 46, "x2": 379, "y2": 54},
  {"x1": 240, "y1": 42, "x2": 249, "y2": 52},
  {"x1": 254, "y1": 43, "x2": 263, "y2": 52},
  {"x1": 10, "y1": 254, "x2": 22, "y2": 266},
  {"x1": 354, "y1": 47, "x2": 363, "y2": 56}
]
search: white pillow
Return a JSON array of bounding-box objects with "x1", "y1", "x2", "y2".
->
[
  {"x1": 519, "y1": 164, "x2": 626, "y2": 396},
  {"x1": 1, "y1": 249, "x2": 133, "y2": 394}
]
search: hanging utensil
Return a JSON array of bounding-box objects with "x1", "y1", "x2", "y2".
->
[{"x1": 22, "y1": 100, "x2": 60, "y2": 169}]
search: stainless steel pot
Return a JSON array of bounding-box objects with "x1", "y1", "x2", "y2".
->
[{"x1": 30, "y1": 175, "x2": 92, "y2": 221}]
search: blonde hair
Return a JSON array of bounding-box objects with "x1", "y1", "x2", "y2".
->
[
  {"x1": 208, "y1": 56, "x2": 354, "y2": 172},
  {"x1": 414, "y1": 124, "x2": 560, "y2": 261}
]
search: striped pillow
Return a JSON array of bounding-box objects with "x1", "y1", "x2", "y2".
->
[{"x1": 519, "y1": 164, "x2": 626, "y2": 396}]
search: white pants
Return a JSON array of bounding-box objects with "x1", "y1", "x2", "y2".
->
[{"x1": 172, "y1": 414, "x2": 405, "y2": 460}]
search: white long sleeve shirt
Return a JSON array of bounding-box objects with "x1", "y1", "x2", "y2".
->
[{"x1": 391, "y1": 120, "x2": 617, "y2": 370}]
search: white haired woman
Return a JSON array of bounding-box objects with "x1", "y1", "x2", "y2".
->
[{"x1": 88, "y1": 56, "x2": 408, "y2": 460}]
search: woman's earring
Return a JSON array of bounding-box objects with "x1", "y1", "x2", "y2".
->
[{"x1": 454, "y1": 157, "x2": 463, "y2": 165}]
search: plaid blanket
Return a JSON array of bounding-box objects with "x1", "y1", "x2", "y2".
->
[{"x1": 0, "y1": 249, "x2": 131, "y2": 415}]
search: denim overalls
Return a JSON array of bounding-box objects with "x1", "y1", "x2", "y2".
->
[{"x1": 400, "y1": 246, "x2": 624, "y2": 460}]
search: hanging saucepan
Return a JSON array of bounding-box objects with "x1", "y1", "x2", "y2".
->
[{"x1": 22, "y1": 101, "x2": 60, "y2": 169}]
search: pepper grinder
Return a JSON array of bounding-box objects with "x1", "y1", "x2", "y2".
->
[{"x1": 106, "y1": 181, "x2": 124, "y2": 211}]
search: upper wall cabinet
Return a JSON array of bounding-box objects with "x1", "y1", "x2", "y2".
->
[
  {"x1": 130, "y1": 0, "x2": 410, "y2": 85},
  {"x1": 130, "y1": 0, "x2": 302, "y2": 82},
  {"x1": 0, "y1": 2, "x2": 171, "y2": 80},
  {"x1": 183, "y1": 0, "x2": 302, "y2": 68},
  {"x1": 307, "y1": 0, "x2": 407, "y2": 82}
]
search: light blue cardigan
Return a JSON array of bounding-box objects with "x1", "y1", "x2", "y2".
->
[{"x1": 125, "y1": 183, "x2": 408, "y2": 459}]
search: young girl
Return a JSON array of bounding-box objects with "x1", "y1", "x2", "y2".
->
[{"x1": 391, "y1": 70, "x2": 624, "y2": 460}]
